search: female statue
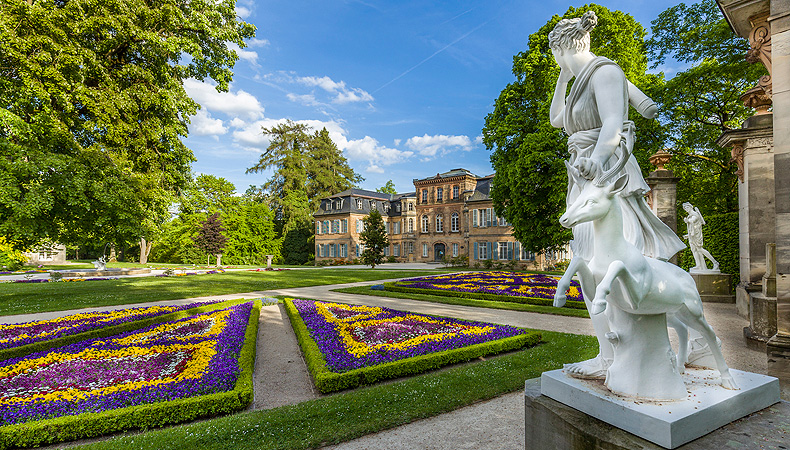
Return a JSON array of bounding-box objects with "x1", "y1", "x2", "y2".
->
[
  {"x1": 549, "y1": 11, "x2": 686, "y2": 378},
  {"x1": 683, "y1": 202, "x2": 720, "y2": 272}
]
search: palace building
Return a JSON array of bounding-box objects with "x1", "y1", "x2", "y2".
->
[{"x1": 313, "y1": 168, "x2": 570, "y2": 268}]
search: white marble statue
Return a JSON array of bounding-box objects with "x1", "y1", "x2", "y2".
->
[
  {"x1": 92, "y1": 256, "x2": 107, "y2": 271},
  {"x1": 549, "y1": 11, "x2": 736, "y2": 399},
  {"x1": 683, "y1": 202, "x2": 720, "y2": 273}
]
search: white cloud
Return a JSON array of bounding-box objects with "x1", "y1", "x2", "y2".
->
[
  {"x1": 188, "y1": 109, "x2": 228, "y2": 136},
  {"x1": 405, "y1": 134, "x2": 475, "y2": 158},
  {"x1": 248, "y1": 38, "x2": 270, "y2": 47},
  {"x1": 339, "y1": 135, "x2": 414, "y2": 170},
  {"x1": 184, "y1": 79, "x2": 264, "y2": 119},
  {"x1": 367, "y1": 164, "x2": 385, "y2": 173},
  {"x1": 227, "y1": 43, "x2": 258, "y2": 64},
  {"x1": 296, "y1": 75, "x2": 374, "y2": 104},
  {"x1": 287, "y1": 93, "x2": 320, "y2": 106},
  {"x1": 235, "y1": 6, "x2": 251, "y2": 18}
]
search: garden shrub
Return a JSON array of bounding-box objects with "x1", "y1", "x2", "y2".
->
[{"x1": 0, "y1": 237, "x2": 26, "y2": 271}]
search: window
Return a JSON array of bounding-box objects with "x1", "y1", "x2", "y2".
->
[
  {"x1": 355, "y1": 244, "x2": 360, "y2": 256},
  {"x1": 408, "y1": 218, "x2": 414, "y2": 233},
  {"x1": 422, "y1": 189, "x2": 428, "y2": 203},
  {"x1": 408, "y1": 242, "x2": 414, "y2": 254},
  {"x1": 393, "y1": 221, "x2": 401, "y2": 234},
  {"x1": 486, "y1": 208, "x2": 493, "y2": 227},
  {"x1": 384, "y1": 203, "x2": 390, "y2": 212},
  {"x1": 385, "y1": 222, "x2": 390, "y2": 234},
  {"x1": 384, "y1": 246, "x2": 389, "y2": 257},
  {"x1": 371, "y1": 201, "x2": 377, "y2": 210},
  {"x1": 453, "y1": 185, "x2": 459, "y2": 199},
  {"x1": 472, "y1": 209, "x2": 478, "y2": 227},
  {"x1": 341, "y1": 219, "x2": 348, "y2": 233},
  {"x1": 323, "y1": 220, "x2": 330, "y2": 233},
  {"x1": 330, "y1": 244, "x2": 336, "y2": 258},
  {"x1": 422, "y1": 243, "x2": 428, "y2": 257},
  {"x1": 356, "y1": 199, "x2": 363, "y2": 209},
  {"x1": 492, "y1": 210, "x2": 498, "y2": 227},
  {"x1": 356, "y1": 219, "x2": 362, "y2": 233},
  {"x1": 421, "y1": 215, "x2": 429, "y2": 233},
  {"x1": 318, "y1": 245, "x2": 324, "y2": 257},
  {"x1": 332, "y1": 220, "x2": 339, "y2": 234},
  {"x1": 396, "y1": 203, "x2": 401, "y2": 212},
  {"x1": 452, "y1": 243, "x2": 459, "y2": 257},
  {"x1": 499, "y1": 242, "x2": 509, "y2": 260},
  {"x1": 316, "y1": 222, "x2": 320, "y2": 234},
  {"x1": 451, "y1": 212, "x2": 459, "y2": 232},
  {"x1": 394, "y1": 244, "x2": 400, "y2": 257},
  {"x1": 478, "y1": 242, "x2": 488, "y2": 260},
  {"x1": 437, "y1": 187, "x2": 443, "y2": 201},
  {"x1": 408, "y1": 202, "x2": 414, "y2": 211},
  {"x1": 436, "y1": 214, "x2": 443, "y2": 232},
  {"x1": 341, "y1": 244, "x2": 348, "y2": 258}
]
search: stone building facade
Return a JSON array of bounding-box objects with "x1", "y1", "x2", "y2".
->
[{"x1": 314, "y1": 168, "x2": 569, "y2": 269}]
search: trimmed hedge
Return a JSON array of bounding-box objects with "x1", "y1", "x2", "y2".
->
[
  {"x1": 0, "y1": 300, "x2": 261, "y2": 449},
  {"x1": 284, "y1": 298, "x2": 542, "y2": 394},
  {"x1": 0, "y1": 298, "x2": 252, "y2": 362},
  {"x1": 383, "y1": 281, "x2": 587, "y2": 310},
  {"x1": 679, "y1": 212, "x2": 739, "y2": 284}
]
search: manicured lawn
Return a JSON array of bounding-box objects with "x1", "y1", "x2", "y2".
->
[
  {"x1": 332, "y1": 285, "x2": 591, "y2": 318},
  {"x1": 76, "y1": 330, "x2": 597, "y2": 450},
  {"x1": 0, "y1": 269, "x2": 448, "y2": 316}
]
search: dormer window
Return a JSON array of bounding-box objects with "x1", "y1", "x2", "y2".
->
[
  {"x1": 356, "y1": 199, "x2": 363, "y2": 209},
  {"x1": 396, "y1": 203, "x2": 401, "y2": 212},
  {"x1": 371, "y1": 201, "x2": 377, "y2": 210},
  {"x1": 383, "y1": 203, "x2": 390, "y2": 212}
]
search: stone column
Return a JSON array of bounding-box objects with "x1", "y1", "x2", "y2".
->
[
  {"x1": 766, "y1": 1, "x2": 790, "y2": 387},
  {"x1": 717, "y1": 121, "x2": 776, "y2": 285},
  {"x1": 645, "y1": 149, "x2": 681, "y2": 264}
]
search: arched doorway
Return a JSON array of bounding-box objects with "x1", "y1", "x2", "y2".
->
[{"x1": 434, "y1": 243, "x2": 446, "y2": 262}]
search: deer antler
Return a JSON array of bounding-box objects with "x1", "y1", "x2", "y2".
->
[
  {"x1": 565, "y1": 160, "x2": 587, "y2": 189},
  {"x1": 594, "y1": 122, "x2": 634, "y2": 187}
]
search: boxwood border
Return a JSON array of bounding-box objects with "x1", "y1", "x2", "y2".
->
[
  {"x1": 0, "y1": 298, "x2": 253, "y2": 362},
  {"x1": 383, "y1": 281, "x2": 587, "y2": 310},
  {"x1": 284, "y1": 298, "x2": 542, "y2": 394},
  {"x1": 0, "y1": 299, "x2": 261, "y2": 449}
]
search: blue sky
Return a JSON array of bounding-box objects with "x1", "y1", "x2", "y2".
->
[{"x1": 184, "y1": 0, "x2": 686, "y2": 195}]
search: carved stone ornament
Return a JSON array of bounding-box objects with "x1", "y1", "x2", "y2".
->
[
  {"x1": 740, "y1": 86, "x2": 772, "y2": 114},
  {"x1": 731, "y1": 143, "x2": 745, "y2": 183},
  {"x1": 745, "y1": 15, "x2": 773, "y2": 101},
  {"x1": 648, "y1": 149, "x2": 672, "y2": 170}
]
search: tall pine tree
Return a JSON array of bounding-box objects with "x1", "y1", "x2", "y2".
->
[{"x1": 360, "y1": 210, "x2": 388, "y2": 268}]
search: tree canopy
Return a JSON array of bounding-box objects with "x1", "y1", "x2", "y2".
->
[
  {"x1": 482, "y1": 4, "x2": 663, "y2": 253},
  {"x1": 646, "y1": 0, "x2": 764, "y2": 215},
  {"x1": 376, "y1": 180, "x2": 397, "y2": 195},
  {"x1": 0, "y1": 0, "x2": 254, "y2": 249}
]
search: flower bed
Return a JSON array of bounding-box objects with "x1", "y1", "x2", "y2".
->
[
  {"x1": 0, "y1": 302, "x2": 252, "y2": 427},
  {"x1": 0, "y1": 302, "x2": 213, "y2": 351},
  {"x1": 286, "y1": 298, "x2": 540, "y2": 393},
  {"x1": 0, "y1": 300, "x2": 259, "y2": 448},
  {"x1": 386, "y1": 271, "x2": 586, "y2": 309}
]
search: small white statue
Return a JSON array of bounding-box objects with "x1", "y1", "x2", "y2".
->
[
  {"x1": 683, "y1": 202, "x2": 720, "y2": 273},
  {"x1": 92, "y1": 256, "x2": 107, "y2": 271},
  {"x1": 549, "y1": 11, "x2": 736, "y2": 399}
]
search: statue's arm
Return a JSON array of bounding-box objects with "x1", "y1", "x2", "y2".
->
[
  {"x1": 550, "y1": 69, "x2": 572, "y2": 129},
  {"x1": 588, "y1": 65, "x2": 627, "y2": 168}
]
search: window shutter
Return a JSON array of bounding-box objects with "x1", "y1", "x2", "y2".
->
[
  {"x1": 508, "y1": 242, "x2": 513, "y2": 260},
  {"x1": 474, "y1": 242, "x2": 479, "y2": 260},
  {"x1": 492, "y1": 242, "x2": 498, "y2": 260},
  {"x1": 486, "y1": 242, "x2": 491, "y2": 260},
  {"x1": 515, "y1": 242, "x2": 520, "y2": 260}
]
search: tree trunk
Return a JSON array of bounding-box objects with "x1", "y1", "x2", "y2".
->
[{"x1": 139, "y1": 238, "x2": 153, "y2": 264}]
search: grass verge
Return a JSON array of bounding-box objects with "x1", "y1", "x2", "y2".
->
[
  {"x1": 75, "y1": 329, "x2": 596, "y2": 450},
  {"x1": 0, "y1": 300, "x2": 261, "y2": 449},
  {"x1": 284, "y1": 298, "x2": 542, "y2": 393},
  {"x1": 332, "y1": 285, "x2": 590, "y2": 318},
  {"x1": 0, "y1": 269, "x2": 447, "y2": 316}
]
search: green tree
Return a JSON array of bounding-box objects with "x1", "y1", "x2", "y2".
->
[
  {"x1": 482, "y1": 4, "x2": 664, "y2": 253},
  {"x1": 360, "y1": 209, "x2": 388, "y2": 268},
  {"x1": 179, "y1": 174, "x2": 239, "y2": 215},
  {"x1": 223, "y1": 201, "x2": 281, "y2": 265},
  {"x1": 376, "y1": 180, "x2": 397, "y2": 195},
  {"x1": 0, "y1": 0, "x2": 254, "y2": 250},
  {"x1": 647, "y1": 0, "x2": 764, "y2": 216},
  {"x1": 194, "y1": 213, "x2": 227, "y2": 266}
]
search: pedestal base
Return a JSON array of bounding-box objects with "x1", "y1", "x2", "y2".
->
[
  {"x1": 690, "y1": 273, "x2": 734, "y2": 303},
  {"x1": 539, "y1": 368, "x2": 779, "y2": 448}
]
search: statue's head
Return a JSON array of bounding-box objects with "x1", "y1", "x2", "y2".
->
[
  {"x1": 682, "y1": 202, "x2": 692, "y2": 212},
  {"x1": 548, "y1": 10, "x2": 597, "y2": 55}
]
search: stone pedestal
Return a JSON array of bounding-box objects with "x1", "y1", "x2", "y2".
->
[
  {"x1": 531, "y1": 370, "x2": 781, "y2": 449},
  {"x1": 690, "y1": 273, "x2": 734, "y2": 303},
  {"x1": 266, "y1": 254, "x2": 274, "y2": 269}
]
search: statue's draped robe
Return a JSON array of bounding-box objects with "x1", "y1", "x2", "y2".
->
[{"x1": 564, "y1": 56, "x2": 686, "y2": 261}]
